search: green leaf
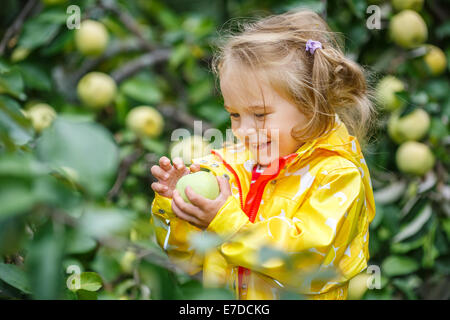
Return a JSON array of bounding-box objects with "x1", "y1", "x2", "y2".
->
[
  {"x1": 18, "y1": 63, "x2": 52, "y2": 91},
  {"x1": 373, "y1": 180, "x2": 407, "y2": 205},
  {"x1": 26, "y1": 221, "x2": 66, "y2": 299},
  {"x1": 0, "y1": 216, "x2": 27, "y2": 255},
  {"x1": 425, "y1": 79, "x2": 448, "y2": 100},
  {"x1": 41, "y1": 28, "x2": 75, "y2": 56},
  {"x1": 0, "y1": 67, "x2": 26, "y2": 100},
  {"x1": 0, "y1": 177, "x2": 36, "y2": 219},
  {"x1": 382, "y1": 256, "x2": 420, "y2": 277},
  {"x1": 0, "y1": 263, "x2": 32, "y2": 294},
  {"x1": 169, "y1": 43, "x2": 191, "y2": 69},
  {"x1": 380, "y1": 205, "x2": 401, "y2": 235},
  {"x1": 187, "y1": 286, "x2": 234, "y2": 300},
  {"x1": 76, "y1": 289, "x2": 98, "y2": 300},
  {"x1": 66, "y1": 230, "x2": 97, "y2": 254},
  {"x1": 0, "y1": 95, "x2": 33, "y2": 146},
  {"x1": 18, "y1": 8, "x2": 66, "y2": 50},
  {"x1": 188, "y1": 79, "x2": 213, "y2": 105},
  {"x1": 79, "y1": 206, "x2": 136, "y2": 239},
  {"x1": 90, "y1": 247, "x2": 122, "y2": 283},
  {"x1": 0, "y1": 152, "x2": 48, "y2": 177},
  {"x1": 79, "y1": 272, "x2": 103, "y2": 292},
  {"x1": 36, "y1": 116, "x2": 120, "y2": 197},
  {"x1": 391, "y1": 236, "x2": 425, "y2": 254},
  {"x1": 258, "y1": 246, "x2": 290, "y2": 265},
  {"x1": 436, "y1": 21, "x2": 450, "y2": 39},
  {"x1": 188, "y1": 231, "x2": 223, "y2": 254},
  {"x1": 141, "y1": 137, "x2": 166, "y2": 155},
  {"x1": 429, "y1": 117, "x2": 448, "y2": 142},
  {"x1": 120, "y1": 74, "x2": 162, "y2": 105},
  {"x1": 196, "y1": 103, "x2": 230, "y2": 127},
  {"x1": 393, "y1": 203, "x2": 433, "y2": 243},
  {"x1": 0, "y1": 153, "x2": 69, "y2": 219}
]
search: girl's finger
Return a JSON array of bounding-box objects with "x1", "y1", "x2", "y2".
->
[
  {"x1": 189, "y1": 163, "x2": 201, "y2": 173},
  {"x1": 184, "y1": 186, "x2": 211, "y2": 209},
  {"x1": 172, "y1": 157, "x2": 186, "y2": 171},
  {"x1": 171, "y1": 197, "x2": 203, "y2": 228},
  {"x1": 151, "y1": 182, "x2": 168, "y2": 193},
  {"x1": 159, "y1": 156, "x2": 172, "y2": 171},
  {"x1": 150, "y1": 165, "x2": 170, "y2": 181},
  {"x1": 173, "y1": 189, "x2": 204, "y2": 217}
]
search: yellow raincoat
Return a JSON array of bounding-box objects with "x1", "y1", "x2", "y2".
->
[{"x1": 150, "y1": 117, "x2": 375, "y2": 300}]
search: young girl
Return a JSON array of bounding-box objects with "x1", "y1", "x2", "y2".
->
[{"x1": 150, "y1": 9, "x2": 376, "y2": 300}]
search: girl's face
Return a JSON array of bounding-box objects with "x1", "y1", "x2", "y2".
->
[{"x1": 220, "y1": 69, "x2": 309, "y2": 167}]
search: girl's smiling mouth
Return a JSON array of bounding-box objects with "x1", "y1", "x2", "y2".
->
[{"x1": 252, "y1": 141, "x2": 271, "y2": 150}]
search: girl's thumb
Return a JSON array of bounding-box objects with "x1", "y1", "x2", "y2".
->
[{"x1": 189, "y1": 163, "x2": 201, "y2": 173}]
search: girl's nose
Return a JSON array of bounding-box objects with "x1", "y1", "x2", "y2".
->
[{"x1": 235, "y1": 127, "x2": 255, "y2": 141}]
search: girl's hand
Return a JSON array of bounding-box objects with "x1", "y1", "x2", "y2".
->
[
  {"x1": 150, "y1": 156, "x2": 201, "y2": 198},
  {"x1": 171, "y1": 175, "x2": 232, "y2": 229}
]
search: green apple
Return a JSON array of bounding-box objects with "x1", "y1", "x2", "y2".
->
[
  {"x1": 387, "y1": 108, "x2": 430, "y2": 144},
  {"x1": 396, "y1": 141, "x2": 435, "y2": 176},
  {"x1": 25, "y1": 103, "x2": 56, "y2": 132},
  {"x1": 391, "y1": 0, "x2": 423, "y2": 11},
  {"x1": 75, "y1": 20, "x2": 109, "y2": 56},
  {"x1": 125, "y1": 106, "x2": 164, "y2": 138},
  {"x1": 423, "y1": 45, "x2": 447, "y2": 76},
  {"x1": 375, "y1": 76, "x2": 405, "y2": 111},
  {"x1": 11, "y1": 47, "x2": 30, "y2": 63},
  {"x1": 175, "y1": 171, "x2": 220, "y2": 204},
  {"x1": 120, "y1": 250, "x2": 137, "y2": 274},
  {"x1": 390, "y1": 10, "x2": 427, "y2": 48},
  {"x1": 348, "y1": 272, "x2": 371, "y2": 300},
  {"x1": 77, "y1": 72, "x2": 117, "y2": 109},
  {"x1": 170, "y1": 135, "x2": 211, "y2": 164}
]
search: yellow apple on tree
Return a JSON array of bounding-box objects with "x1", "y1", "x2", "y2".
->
[
  {"x1": 375, "y1": 76, "x2": 405, "y2": 111},
  {"x1": 75, "y1": 20, "x2": 109, "y2": 56},
  {"x1": 387, "y1": 108, "x2": 430, "y2": 144},
  {"x1": 423, "y1": 45, "x2": 447, "y2": 76},
  {"x1": 25, "y1": 103, "x2": 57, "y2": 133},
  {"x1": 77, "y1": 72, "x2": 117, "y2": 109},
  {"x1": 396, "y1": 141, "x2": 435, "y2": 176},
  {"x1": 389, "y1": 10, "x2": 427, "y2": 49},
  {"x1": 125, "y1": 106, "x2": 164, "y2": 138},
  {"x1": 11, "y1": 47, "x2": 31, "y2": 63}
]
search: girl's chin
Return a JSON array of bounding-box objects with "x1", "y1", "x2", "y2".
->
[
  {"x1": 252, "y1": 154, "x2": 277, "y2": 167},
  {"x1": 247, "y1": 142, "x2": 282, "y2": 166}
]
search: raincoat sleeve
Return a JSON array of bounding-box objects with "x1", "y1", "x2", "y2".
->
[
  {"x1": 150, "y1": 192, "x2": 204, "y2": 275},
  {"x1": 206, "y1": 165, "x2": 369, "y2": 293}
]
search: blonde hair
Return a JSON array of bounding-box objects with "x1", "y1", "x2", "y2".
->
[{"x1": 211, "y1": 9, "x2": 378, "y2": 149}]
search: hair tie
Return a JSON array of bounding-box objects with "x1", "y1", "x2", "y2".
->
[{"x1": 305, "y1": 39, "x2": 322, "y2": 55}]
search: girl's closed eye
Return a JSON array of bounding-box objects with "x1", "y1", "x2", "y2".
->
[{"x1": 229, "y1": 113, "x2": 267, "y2": 119}]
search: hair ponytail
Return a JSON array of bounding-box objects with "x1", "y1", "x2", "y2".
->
[{"x1": 310, "y1": 44, "x2": 377, "y2": 147}]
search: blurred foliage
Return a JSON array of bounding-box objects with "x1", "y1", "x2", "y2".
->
[{"x1": 0, "y1": 0, "x2": 448, "y2": 300}]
